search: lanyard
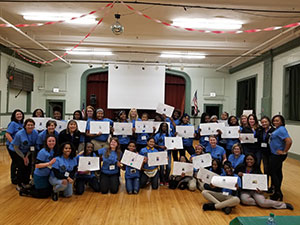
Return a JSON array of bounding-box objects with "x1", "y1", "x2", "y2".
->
[{"x1": 25, "y1": 131, "x2": 33, "y2": 146}]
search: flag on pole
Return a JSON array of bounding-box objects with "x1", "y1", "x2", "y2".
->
[
  {"x1": 81, "y1": 102, "x2": 85, "y2": 118},
  {"x1": 192, "y1": 90, "x2": 198, "y2": 116}
]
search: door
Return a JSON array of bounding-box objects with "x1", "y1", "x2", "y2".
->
[{"x1": 236, "y1": 77, "x2": 256, "y2": 117}]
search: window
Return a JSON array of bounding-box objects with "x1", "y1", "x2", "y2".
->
[{"x1": 236, "y1": 77, "x2": 256, "y2": 117}]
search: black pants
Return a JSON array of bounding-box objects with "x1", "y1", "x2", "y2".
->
[
  {"x1": 262, "y1": 150, "x2": 271, "y2": 187},
  {"x1": 140, "y1": 171, "x2": 159, "y2": 189},
  {"x1": 172, "y1": 149, "x2": 185, "y2": 161},
  {"x1": 6, "y1": 146, "x2": 17, "y2": 182},
  {"x1": 270, "y1": 153, "x2": 287, "y2": 194},
  {"x1": 100, "y1": 173, "x2": 120, "y2": 194},
  {"x1": 75, "y1": 176, "x2": 100, "y2": 195},
  {"x1": 11, "y1": 151, "x2": 32, "y2": 186}
]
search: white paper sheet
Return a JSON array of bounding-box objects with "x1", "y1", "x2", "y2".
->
[
  {"x1": 192, "y1": 153, "x2": 212, "y2": 169},
  {"x1": 156, "y1": 103, "x2": 175, "y2": 118},
  {"x1": 32, "y1": 117, "x2": 51, "y2": 131},
  {"x1": 199, "y1": 123, "x2": 225, "y2": 136},
  {"x1": 221, "y1": 126, "x2": 240, "y2": 139},
  {"x1": 217, "y1": 120, "x2": 229, "y2": 126},
  {"x1": 75, "y1": 120, "x2": 87, "y2": 133},
  {"x1": 239, "y1": 133, "x2": 257, "y2": 143},
  {"x1": 153, "y1": 122, "x2": 171, "y2": 133},
  {"x1": 147, "y1": 151, "x2": 168, "y2": 167},
  {"x1": 211, "y1": 176, "x2": 238, "y2": 190},
  {"x1": 172, "y1": 162, "x2": 194, "y2": 176},
  {"x1": 55, "y1": 120, "x2": 67, "y2": 133},
  {"x1": 113, "y1": 122, "x2": 133, "y2": 135},
  {"x1": 121, "y1": 150, "x2": 144, "y2": 170},
  {"x1": 242, "y1": 110, "x2": 253, "y2": 117},
  {"x1": 90, "y1": 121, "x2": 110, "y2": 134},
  {"x1": 176, "y1": 125, "x2": 195, "y2": 138},
  {"x1": 135, "y1": 121, "x2": 154, "y2": 133},
  {"x1": 197, "y1": 167, "x2": 219, "y2": 184},
  {"x1": 165, "y1": 137, "x2": 183, "y2": 150},
  {"x1": 242, "y1": 174, "x2": 268, "y2": 191},
  {"x1": 78, "y1": 156, "x2": 100, "y2": 171}
]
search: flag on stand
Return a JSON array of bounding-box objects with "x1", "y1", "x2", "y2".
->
[
  {"x1": 81, "y1": 103, "x2": 85, "y2": 118},
  {"x1": 192, "y1": 90, "x2": 198, "y2": 116}
]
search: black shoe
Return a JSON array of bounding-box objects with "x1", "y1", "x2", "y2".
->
[
  {"x1": 11, "y1": 178, "x2": 18, "y2": 185},
  {"x1": 52, "y1": 192, "x2": 58, "y2": 201},
  {"x1": 286, "y1": 203, "x2": 294, "y2": 210},
  {"x1": 266, "y1": 187, "x2": 274, "y2": 194},
  {"x1": 270, "y1": 192, "x2": 283, "y2": 201},
  {"x1": 222, "y1": 207, "x2": 232, "y2": 215},
  {"x1": 202, "y1": 203, "x2": 216, "y2": 211},
  {"x1": 19, "y1": 188, "x2": 30, "y2": 197}
]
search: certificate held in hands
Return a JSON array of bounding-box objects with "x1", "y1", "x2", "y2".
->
[
  {"x1": 242, "y1": 174, "x2": 268, "y2": 191},
  {"x1": 75, "y1": 120, "x2": 87, "y2": 133},
  {"x1": 211, "y1": 176, "x2": 238, "y2": 190},
  {"x1": 197, "y1": 167, "x2": 219, "y2": 184},
  {"x1": 78, "y1": 156, "x2": 100, "y2": 172},
  {"x1": 32, "y1": 117, "x2": 50, "y2": 131},
  {"x1": 165, "y1": 137, "x2": 183, "y2": 150},
  {"x1": 156, "y1": 103, "x2": 174, "y2": 118},
  {"x1": 121, "y1": 150, "x2": 144, "y2": 170},
  {"x1": 55, "y1": 120, "x2": 67, "y2": 133},
  {"x1": 192, "y1": 153, "x2": 212, "y2": 169},
  {"x1": 239, "y1": 133, "x2": 257, "y2": 143},
  {"x1": 176, "y1": 125, "x2": 195, "y2": 138},
  {"x1": 199, "y1": 123, "x2": 225, "y2": 136},
  {"x1": 113, "y1": 122, "x2": 133, "y2": 135},
  {"x1": 221, "y1": 126, "x2": 240, "y2": 139},
  {"x1": 90, "y1": 121, "x2": 110, "y2": 134},
  {"x1": 135, "y1": 121, "x2": 154, "y2": 133},
  {"x1": 147, "y1": 151, "x2": 168, "y2": 167},
  {"x1": 172, "y1": 162, "x2": 194, "y2": 176}
]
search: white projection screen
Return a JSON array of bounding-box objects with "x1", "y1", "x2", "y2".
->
[{"x1": 108, "y1": 64, "x2": 165, "y2": 109}]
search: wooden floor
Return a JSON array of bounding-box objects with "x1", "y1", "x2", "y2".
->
[{"x1": 1, "y1": 145, "x2": 300, "y2": 225}]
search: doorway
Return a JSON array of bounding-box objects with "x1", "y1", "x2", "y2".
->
[
  {"x1": 46, "y1": 100, "x2": 65, "y2": 119},
  {"x1": 204, "y1": 104, "x2": 223, "y2": 118},
  {"x1": 236, "y1": 76, "x2": 256, "y2": 117}
]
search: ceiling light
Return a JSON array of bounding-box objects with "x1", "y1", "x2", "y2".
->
[
  {"x1": 23, "y1": 13, "x2": 96, "y2": 25},
  {"x1": 160, "y1": 53, "x2": 205, "y2": 59},
  {"x1": 111, "y1": 14, "x2": 124, "y2": 35},
  {"x1": 66, "y1": 51, "x2": 113, "y2": 56},
  {"x1": 172, "y1": 18, "x2": 243, "y2": 30}
]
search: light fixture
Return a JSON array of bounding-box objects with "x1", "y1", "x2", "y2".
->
[
  {"x1": 172, "y1": 18, "x2": 243, "y2": 30},
  {"x1": 111, "y1": 14, "x2": 124, "y2": 35},
  {"x1": 66, "y1": 50, "x2": 113, "y2": 56},
  {"x1": 160, "y1": 53, "x2": 206, "y2": 59},
  {"x1": 23, "y1": 13, "x2": 96, "y2": 25}
]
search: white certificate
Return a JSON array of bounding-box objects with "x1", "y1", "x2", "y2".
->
[
  {"x1": 242, "y1": 110, "x2": 253, "y2": 117},
  {"x1": 147, "y1": 151, "x2": 168, "y2": 167},
  {"x1": 217, "y1": 120, "x2": 229, "y2": 126},
  {"x1": 199, "y1": 123, "x2": 225, "y2": 136},
  {"x1": 165, "y1": 137, "x2": 183, "y2": 150},
  {"x1": 197, "y1": 167, "x2": 219, "y2": 184},
  {"x1": 32, "y1": 117, "x2": 50, "y2": 131},
  {"x1": 90, "y1": 121, "x2": 110, "y2": 134},
  {"x1": 113, "y1": 122, "x2": 133, "y2": 135},
  {"x1": 78, "y1": 156, "x2": 100, "y2": 172},
  {"x1": 242, "y1": 174, "x2": 268, "y2": 191},
  {"x1": 156, "y1": 103, "x2": 175, "y2": 118},
  {"x1": 240, "y1": 133, "x2": 257, "y2": 143},
  {"x1": 121, "y1": 150, "x2": 144, "y2": 170},
  {"x1": 176, "y1": 125, "x2": 195, "y2": 138},
  {"x1": 75, "y1": 120, "x2": 87, "y2": 133},
  {"x1": 192, "y1": 153, "x2": 212, "y2": 169},
  {"x1": 172, "y1": 162, "x2": 194, "y2": 176},
  {"x1": 55, "y1": 120, "x2": 67, "y2": 133},
  {"x1": 135, "y1": 121, "x2": 154, "y2": 133},
  {"x1": 221, "y1": 126, "x2": 240, "y2": 139},
  {"x1": 211, "y1": 176, "x2": 238, "y2": 190},
  {"x1": 153, "y1": 122, "x2": 170, "y2": 133}
]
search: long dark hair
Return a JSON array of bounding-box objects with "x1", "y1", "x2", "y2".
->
[
  {"x1": 44, "y1": 134, "x2": 57, "y2": 153},
  {"x1": 158, "y1": 122, "x2": 169, "y2": 135},
  {"x1": 227, "y1": 116, "x2": 239, "y2": 126},
  {"x1": 11, "y1": 109, "x2": 24, "y2": 123},
  {"x1": 211, "y1": 159, "x2": 222, "y2": 175},
  {"x1": 73, "y1": 110, "x2": 83, "y2": 120},
  {"x1": 57, "y1": 142, "x2": 76, "y2": 159},
  {"x1": 105, "y1": 137, "x2": 122, "y2": 160},
  {"x1": 200, "y1": 112, "x2": 209, "y2": 123},
  {"x1": 247, "y1": 114, "x2": 259, "y2": 129},
  {"x1": 83, "y1": 142, "x2": 95, "y2": 156},
  {"x1": 32, "y1": 108, "x2": 44, "y2": 117}
]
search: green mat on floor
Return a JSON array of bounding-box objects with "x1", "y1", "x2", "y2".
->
[{"x1": 230, "y1": 216, "x2": 300, "y2": 225}]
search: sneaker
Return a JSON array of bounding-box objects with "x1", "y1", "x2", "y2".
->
[
  {"x1": 133, "y1": 190, "x2": 138, "y2": 194},
  {"x1": 222, "y1": 207, "x2": 232, "y2": 215},
  {"x1": 286, "y1": 203, "x2": 294, "y2": 210},
  {"x1": 52, "y1": 192, "x2": 58, "y2": 201},
  {"x1": 160, "y1": 182, "x2": 164, "y2": 186},
  {"x1": 16, "y1": 185, "x2": 22, "y2": 191},
  {"x1": 165, "y1": 182, "x2": 169, "y2": 186},
  {"x1": 128, "y1": 191, "x2": 133, "y2": 194},
  {"x1": 202, "y1": 203, "x2": 216, "y2": 211}
]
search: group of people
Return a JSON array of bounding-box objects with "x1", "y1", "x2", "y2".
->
[{"x1": 4, "y1": 106, "x2": 294, "y2": 214}]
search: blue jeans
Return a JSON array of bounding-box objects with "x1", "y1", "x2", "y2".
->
[
  {"x1": 160, "y1": 150, "x2": 172, "y2": 183},
  {"x1": 126, "y1": 177, "x2": 140, "y2": 193},
  {"x1": 49, "y1": 176, "x2": 73, "y2": 197}
]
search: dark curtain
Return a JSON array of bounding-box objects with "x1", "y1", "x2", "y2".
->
[
  {"x1": 288, "y1": 65, "x2": 300, "y2": 121},
  {"x1": 165, "y1": 74, "x2": 185, "y2": 115},
  {"x1": 237, "y1": 77, "x2": 256, "y2": 117}
]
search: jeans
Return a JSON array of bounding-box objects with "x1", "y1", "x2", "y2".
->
[
  {"x1": 49, "y1": 176, "x2": 73, "y2": 197},
  {"x1": 159, "y1": 151, "x2": 172, "y2": 183},
  {"x1": 126, "y1": 177, "x2": 140, "y2": 193}
]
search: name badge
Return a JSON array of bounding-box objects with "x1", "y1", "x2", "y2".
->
[
  {"x1": 261, "y1": 143, "x2": 267, "y2": 148},
  {"x1": 222, "y1": 192, "x2": 229, "y2": 196},
  {"x1": 130, "y1": 169, "x2": 136, "y2": 174},
  {"x1": 122, "y1": 135, "x2": 127, "y2": 138},
  {"x1": 141, "y1": 135, "x2": 147, "y2": 140},
  {"x1": 64, "y1": 172, "x2": 70, "y2": 177},
  {"x1": 109, "y1": 165, "x2": 115, "y2": 170},
  {"x1": 30, "y1": 146, "x2": 35, "y2": 152},
  {"x1": 204, "y1": 137, "x2": 209, "y2": 141}
]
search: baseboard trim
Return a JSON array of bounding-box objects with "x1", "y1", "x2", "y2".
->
[{"x1": 288, "y1": 152, "x2": 300, "y2": 161}]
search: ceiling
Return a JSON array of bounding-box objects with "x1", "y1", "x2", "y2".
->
[{"x1": 1, "y1": 0, "x2": 300, "y2": 71}]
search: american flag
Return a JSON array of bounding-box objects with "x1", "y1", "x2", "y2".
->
[
  {"x1": 81, "y1": 102, "x2": 85, "y2": 118},
  {"x1": 192, "y1": 90, "x2": 198, "y2": 116}
]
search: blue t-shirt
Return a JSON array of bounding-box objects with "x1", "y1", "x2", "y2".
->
[
  {"x1": 36, "y1": 129, "x2": 59, "y2": 149},
  {"x1": 6, "y1": 121, "x2": 23, "y2": 146},
  {"x1": 180, "y1": 124, "x2": 194, "y2": 147},
  {"x1": 136, "y1": 132, "x2": 150, "y2": 145},
  {"x1": 206, "y1": 144, "x2": 226, "y2": 161},
  {"x1": 154, "y1": 132, "x2": 169, "y2": 151},
  {"x1": 98, "y1": 148, "x2": 121, "y2": 175},
  {"x1": 50, "y1": 155, "x2": 77, "y2": 177},
  {"x1": 269, "y1": 126, "x2": 290, "y2": 155},
  {"x1": 9, "y1": 129, "x2": 39, "y2": 153},
  {"x1": 125, "y1": 165, "x2": 140, "y2": 179},
  {"x1": 226, "y1": 139, "x2": 240, "y2": 151},
  {"x1": 228, "y1": 154, "x2": 245, "y2": 169},
  {"x1": 86, "y1": 118, "x2": 113, "y2": 142},
  {"x1": 139, "y1": 147, "x2": 159, "y2": 170},
  {"x1": 34, "y1": 148, "x2": 55, "y2": 177},
  {"x1": 76, "y1": 153, "x2": 97, "y2": 178},
  {"x1": 166, "y1": 118, "x2": 180, "y2": 136}
]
